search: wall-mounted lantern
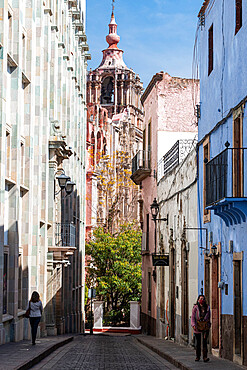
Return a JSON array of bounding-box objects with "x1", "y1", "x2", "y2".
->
[
  {"x1": 56, "y1": 170, "x2": 75, "y2": 197},
  {"x1": 210, "y1": 244, "x2": 217, "y2": 257},
  {"x1": 150, "y1": 198, "x2": 169, "y2": 282}
]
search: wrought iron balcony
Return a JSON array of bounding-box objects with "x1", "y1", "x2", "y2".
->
[
  {"x1": 55, "y1": 223, "x2": 76, "y2": 248},
  {"x1": 158, "y1": 139, "x2": 196, "y2": 181},
  {"x1": 130, "y1": 150, "x2": 151, "y2": 185},
  {"x1": 205, "y1": 148, "x2": 247, "y2": 226}
]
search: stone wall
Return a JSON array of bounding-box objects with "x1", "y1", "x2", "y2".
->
[{"x1": 0, "y1": 0, "x2": 89, "y2": 343}]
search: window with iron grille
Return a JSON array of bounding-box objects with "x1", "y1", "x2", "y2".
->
[
  {"x1": 55, "y1": 223, "x2": 76, "y2": 247},
  {"x1": 235, "y1": 0, "x2": 242, "y2": 35},
  {"x1": 208, "y1": 24, "x2": 213, "y2": 76}
]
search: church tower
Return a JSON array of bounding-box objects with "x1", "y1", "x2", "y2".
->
[
  {"x1": 86, "y1": 6, "x2": 143, "y2": 237},
  {"x1": 87, "y1": 8, "x2": 143, "y2": 127}
]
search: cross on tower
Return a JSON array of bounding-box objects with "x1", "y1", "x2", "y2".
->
[{"x1": 112, "y1": 0, "x2": 115, "y2": 12}]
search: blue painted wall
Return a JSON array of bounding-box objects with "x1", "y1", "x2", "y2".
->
[{"x1": 197, "y1": 0, "x2": 247, "y2": 317}]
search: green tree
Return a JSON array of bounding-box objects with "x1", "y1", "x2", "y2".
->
[{"x1": 86, "y1": 223, "x2": 142, "y2": 325}]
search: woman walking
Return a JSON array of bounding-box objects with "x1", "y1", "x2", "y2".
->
[
  {"x1": 27, "y1": 291, "x2": 43, "y2": 345},
  {"x1": 191, "y1": 294, "x2": 211, "y2": 362}
]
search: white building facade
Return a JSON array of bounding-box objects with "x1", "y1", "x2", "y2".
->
[{"x1": 0, "y1": 0, "x2": 89, "y2": 343}]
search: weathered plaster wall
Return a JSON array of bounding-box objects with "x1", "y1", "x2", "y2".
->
[
  {"x1": 198, "y1": 0, "x2": 247, "y2": 141},
  {"x1": 157, "y1": 149, "x2": 198, "y2": 344},
  {"x1": 198, "y1": 0, "x2": 247, "y2": 364},
  {"x1": 141, "y1": 72, "x2": 199, "y2": 336},
  {"x1": 198, "y1": 0, "x2": 247, "y2": 317},
  {"x1": 157, "y1": 74, "x2": 198, "y2": 132}
]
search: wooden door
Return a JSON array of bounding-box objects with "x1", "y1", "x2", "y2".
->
[
  {"x1": 211, "y1": 256, "x2": 219, "y2": 348},
  {"x1": 233, "y1": 116, "x2": 243, "y2": 197},
  {"x1": 234, "y1": 260, "x2": 242, "y2": 356},
  {"x1": 169, "y1": 247, "x2": 176, "y2": 338},
  {"x1": 181, "y1": 245, "x2": 188, "y2": 335}
]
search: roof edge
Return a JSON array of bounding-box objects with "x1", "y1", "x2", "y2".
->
[
  {"x1": 198, "y1": 0, "x2": 210, "y2": 17},
  {"x1": 141, "y1": 72, "x2": 163, "y2": 105}
]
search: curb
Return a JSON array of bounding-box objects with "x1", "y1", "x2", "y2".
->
[
  {"x1": 16, "y1": 336, "x2": 74, "y2": 370},
  {"x1": 135, "y1": 337, "x2": 191, "y2": 370}
]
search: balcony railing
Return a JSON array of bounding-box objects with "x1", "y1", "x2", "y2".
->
[
  {"x1": 131, "y1": 150, "x2": 151, "y2": 185},
  {"x1": 205, "y1": 149, "x2": 228, "y2": 206},
  {"x1": 158, "y1": 139, "x2": 196, "y2": 181},
  {"x1": 205, "y1": 148, "x2": 247, "y2": 226},
  {"x1": 55, "y1": 223, "x2": 76, "y2": 248},
  {"x1": 205, "y1": 148, "x2": 247, "y2": 206}
]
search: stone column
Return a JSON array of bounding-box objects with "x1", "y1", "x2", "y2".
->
[
  {"x1": 93, "y1": 301, "x2": 103, "y2": 328},
  {"x1": 129, "y1": 301, "x2": 140, "y2": 328}
]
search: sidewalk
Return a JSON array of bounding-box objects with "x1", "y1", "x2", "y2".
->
[
  {"x1": 0, "y1": 335, "x2": 74, "y2": 370},
  {"x1": 135, "y1": 335, "x2": 246, "y2": 370}
]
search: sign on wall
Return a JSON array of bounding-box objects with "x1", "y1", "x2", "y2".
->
[{"x1": 152, "y1": 254, "x2": 169, "y2": 267}]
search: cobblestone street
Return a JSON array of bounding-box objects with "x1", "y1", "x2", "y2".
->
[{"x1": 31, "y1": 335, "x2": 177, "y2": 370}]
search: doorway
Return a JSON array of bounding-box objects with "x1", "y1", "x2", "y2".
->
[
  {"x1": 233, "y1": 259, "x2": 242, "y2": 361},
  {"x1": 181, "y1": 243, "x2": 188, "y2": 336},
  {"x1": 211, "y1": 255, "x2": 219, "y2": 349},
  {"x1": 169, "y1": 246, "x2": 175, "y2": 338}
]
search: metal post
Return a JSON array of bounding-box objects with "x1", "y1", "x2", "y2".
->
[
  {"x1": 154, "y1": 219, "x2": 157, "y2": 255},
  {"x1": 90, "y1": 289, "x2": 93, "y2": 335}
]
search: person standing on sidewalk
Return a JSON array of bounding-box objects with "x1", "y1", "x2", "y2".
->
[
  {"x1": 27, "y1": 291, "x2": 43, "y2": 345},
  {"x1": 191, "y1": 294, "x2": 211, "y2": 362}
]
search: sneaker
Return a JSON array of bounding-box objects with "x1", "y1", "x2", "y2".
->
[
  {"x1": 195, "y1": 358, "x2": 200, "y2": 361},
  {"x1": 203, "y1": 358, "x2": 209, "y2": 362}
]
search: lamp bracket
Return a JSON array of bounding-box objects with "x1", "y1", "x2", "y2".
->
[{"x1": 155, "y1": 215, "x2": 169, "y2": 225}]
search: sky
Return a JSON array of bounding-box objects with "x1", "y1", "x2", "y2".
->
[{"x1": 86, "y1": 0, "x2": 203, "y2": 88}]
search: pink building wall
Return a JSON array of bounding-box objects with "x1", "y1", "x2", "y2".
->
[{"x1": 140, "y1": 72, "x2": 199, "y2": 335}]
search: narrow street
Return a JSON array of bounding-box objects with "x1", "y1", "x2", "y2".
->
[{"x1": 31, "y1": 335, "x2": 177, "y2": 370}]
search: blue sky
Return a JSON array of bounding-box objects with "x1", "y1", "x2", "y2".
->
[{"x1": 86, "y1": 0, "x2": 203, "y2": 87}]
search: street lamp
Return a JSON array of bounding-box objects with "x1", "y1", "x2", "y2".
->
[
  {"x1": 210, "y1": 245, "x2": 217, "y2": 257},
  {"x1": 57, "y1": 173, "x2": 70, "y2": 190},
  {"x1": 65, "y1": 180, "x2": 76, "y2": 195},
  {"x1": 151, "y1": 198, "x2": 159, "y2": 221},
  {"x1": 55, "y1": 171, "x2": 76, "y2": 197},
  {"x1": 150, "y1": 198, "x2": 168, "y2": 282}
]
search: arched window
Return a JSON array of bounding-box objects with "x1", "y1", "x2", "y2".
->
[
  {"x1": 101, "y1": 76, "x2": 114, "y2": 104},
  {"x1": 96, "y1": 132, "x2": 101, "y2": 164},
  {"x1": 103, "y1": 137, "x2": 107, "y2": 156},
  {"x1": 90, "y1": 131, "x2": 95, "y2": 168},
  {"x1": 104, "y1": 111, "x2": 107, "y2": 124}
]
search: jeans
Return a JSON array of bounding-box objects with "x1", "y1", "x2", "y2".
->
[
  {"x1": 195, "y1": 331, "x2": 209, "y2": 359},
  {"x1": 29, "y1": 317, "x2": 41, "y2": 344}
]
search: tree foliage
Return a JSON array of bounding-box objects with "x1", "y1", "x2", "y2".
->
[{"x1": 86, "y1": 223, "x2": 142, "y2": 324}]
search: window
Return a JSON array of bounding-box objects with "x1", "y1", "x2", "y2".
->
[
  {"x1": 146, "y1": 213, "x2": 149, "y2": 251},
  {"x1": 4, "y1": 184, "x2": 9, "y2": 246},
  {"x1": 235, "y1": 0, "x2": 242, "y2": 35},
  {"x1": 100, "y1": 76, "x2": 114, "y2": 105},
  {"x1": 5, "y1": 131, "x2": 11, "y2": 178},
  {"x1": 96, "y1": 131, "x2": 101, "y2": 164},
  {"x1": 148, "y1": 272, "x2": 151, "y2": 312},
  {"x1": 20, "y1": 142, "x2": 25, "y2": 185},
  {"x1": 8, "y1": 11, "x2": 13, "y2": 55},
  {"x1": 18, "y1": 254, "x2": 23, "y2": 309},
  {"x1": 143, "y1": 128, "x2": 146, "y2": 152},
  {"x1": 22, "y1": 33, "x2": 26, "y2": 71},
  {"x1": 3, "y1": 254, "x2": 8, "y2": 314},
  {"x1": 233, "y1": 112, "x2": 243, "y2": 197},
  {"x1": 148, "y1": 121, "x2": 151, "y2": 152},
  {"x1": 203, "y1": 138, "x2": 211, "y2": 223},
  {"x1": 208, "y1": 25, "x2": 213, "y2": 75},
  {"x1": 90, "y1": 132, "x2": 95, "y2": 168}
]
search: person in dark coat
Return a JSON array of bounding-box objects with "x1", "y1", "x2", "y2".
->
[
  {"x1": 26, "y1": 291, "x2": 43, "y2": 345},
  {"x1": 191, "y1": 294, "x2": 211, "y2": 362}
]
